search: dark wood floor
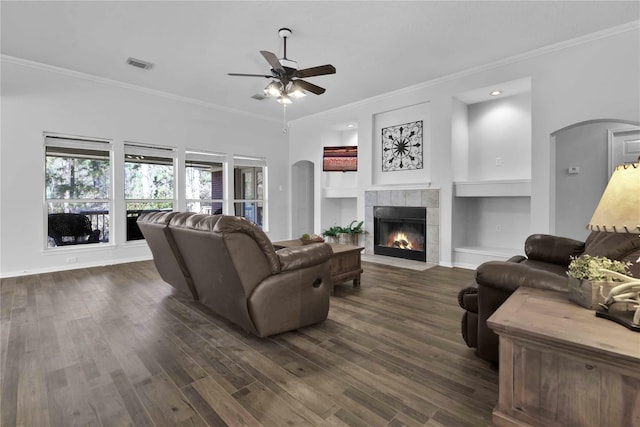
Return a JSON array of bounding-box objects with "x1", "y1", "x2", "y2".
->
[{"x1": 0, "y1": 260, "x2": 497, "y2": 427}]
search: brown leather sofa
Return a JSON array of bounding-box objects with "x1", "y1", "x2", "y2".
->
[
  {"x1": 138, "y1": 211, "x2": 333, "y2": 337},
  {"x1": 458, "y1": 231, "x2": 640, "y2": 364}
]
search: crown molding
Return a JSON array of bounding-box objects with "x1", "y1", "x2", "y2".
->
[
  {"x1": 2, "y1": 20, "x2": 638, "y2": 126},
  {"x1": 0, "y1": 54, "x2": 280, "y2": 124},
  {"x1": 296, "y1": 20, "x2": 640, "y2": 122}
]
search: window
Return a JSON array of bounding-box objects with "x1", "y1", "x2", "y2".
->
[
  {"x1": 185, "y1": 151, "x2": 225, "y2": 214},
  {"x1": 124, "y1": 143, "x2": 175, "y2": 240},
  {"x1": 45, "y1": 135, "x2": 111, "y2": 248},
  {"x1": 234, "y1": 156, "x2": 267, "y2": 229}
]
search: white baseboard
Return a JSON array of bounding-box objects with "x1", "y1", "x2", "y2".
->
[{"x1": 0, "y1": 255, "x2": 153, "y2": 279}]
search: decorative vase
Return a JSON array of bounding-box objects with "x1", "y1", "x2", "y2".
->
[
  {"x1": 338, "y1": 233, "x2": 350, "y2": 245},
  {"x1": 325, "y1": 235, "x2": 338, "y2": 244},
  {"x1": 567, "y1": 277, "x2": 615, "y2": 310}
]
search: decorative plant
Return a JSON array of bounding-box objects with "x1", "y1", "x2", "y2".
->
[
  {"x1": 567, "y1": 255, "x2": 631, "y2": 282},
  {"x1": 321, "y1": 226, "x2": 342, "y2": 237},
  {"x1": 344, "y1": 220, "x2": 364, "y2": 235},
  {"x1": 301, "y1": 233, "x2": 322, "y2": 241}
]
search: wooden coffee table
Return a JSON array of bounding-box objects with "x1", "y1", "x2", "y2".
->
[{"x1": 273, "y1": 240, "x2": 364, "y2": 292}]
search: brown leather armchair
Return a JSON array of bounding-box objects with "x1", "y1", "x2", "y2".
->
[
  {"x1": 458, "y1": 231, "x2": 640, "y2": 364},
  {"x1": 138, "y1": 212, "x2": 333, "y2": 337}
]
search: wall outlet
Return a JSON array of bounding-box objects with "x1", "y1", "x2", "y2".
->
[
  {"x1": 66, "y1": 257, "x2": 78, "y2": 263},
  {"x1": 495, "y1": 224, "x2": 503, "y2": 232},
  {"x1": 495, "y1": 157, "x2": 503, "y2": 166},
  {"x1": 568, "y1": 166, "x2": 580, "y2": 174}
]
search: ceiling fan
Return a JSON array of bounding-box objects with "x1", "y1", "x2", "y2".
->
[{"x1": 228, "y1": 28, "x2": 336, "y2": 104}]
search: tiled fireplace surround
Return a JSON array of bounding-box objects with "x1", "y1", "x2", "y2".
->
[{"x1": 364, "y1": 189, "x2": 440, "y2": 264}]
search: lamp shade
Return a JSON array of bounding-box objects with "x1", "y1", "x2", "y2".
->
[{"x1": 587, "y1": 161, "x2": 640, "y2": 233}]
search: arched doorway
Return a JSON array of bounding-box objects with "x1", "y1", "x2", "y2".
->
[
  {"x1": 552, "y1": 119, "x2": 639, "y2": 240},
  {"x1": 291, "y1": 160, "x2": 314, "y2": 238}
]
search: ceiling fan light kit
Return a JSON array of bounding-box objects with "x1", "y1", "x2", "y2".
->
[{"x1": 228, "y1": 27, "x2": 336, "y2": 105}]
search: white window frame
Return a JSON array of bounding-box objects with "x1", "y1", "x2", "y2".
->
[
  {"x1": 185, "y1": 150, "x2": 226, "y2": 215},
  {"x1": 124, "y1": 142, "x2": 176, "y2": 241},
  {"x1": 43, "y1": 133, "x2": 113, "y2": 250},
  {"x1": 233, "y1": 155, "x2": 268, "y2": 230}
]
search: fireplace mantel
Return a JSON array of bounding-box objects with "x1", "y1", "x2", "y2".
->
[{"x1": 364, "y1": 189, "x2": 439, "y2": 264}]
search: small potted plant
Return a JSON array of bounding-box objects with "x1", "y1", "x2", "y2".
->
[
  {"x1": 567, "y1": 255, "x2": 632, "y2": 309},
  {"x1": 321, "y1": 226, "x2": 341, "y2": 244},
  {"x1": 339, "y1": 220, "x2": 364, "y2": 246}
]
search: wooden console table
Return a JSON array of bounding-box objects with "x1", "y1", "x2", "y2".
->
[
  {"x1": 273, "y1": 240, "x2": 363, "y2": 292},
  {"x1": 487, "y1": 287, "x2": 640, "y2": 427}
]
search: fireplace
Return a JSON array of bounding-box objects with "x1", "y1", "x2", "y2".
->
[{"x1": 374, "y1": 206, "x2": 426, "y2": 261}]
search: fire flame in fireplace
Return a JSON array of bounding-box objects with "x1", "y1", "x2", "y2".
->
[{"x1": 389, "y1": 232, "x2": 414, "y2": 250}]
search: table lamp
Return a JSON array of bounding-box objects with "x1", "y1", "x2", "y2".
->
[{"x1": 587, "y1": 160, "x2": 640, "y2": 331}]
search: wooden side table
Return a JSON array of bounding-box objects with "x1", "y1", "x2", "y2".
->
[
  {"x1": 327, "y1": 243, "x2": 364, "y2": 291},
  {"x1": 487, "y1": 287, "x2": 640, "y2": 427},
  {"x1": 272, "y1": 240, "x2": 363, "y2": 292}
]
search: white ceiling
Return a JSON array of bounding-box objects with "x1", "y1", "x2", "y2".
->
[{"x1": 2, "y1": 1, "x2": 639, "y2": 122}]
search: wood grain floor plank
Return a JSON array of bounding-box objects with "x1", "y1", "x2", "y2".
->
[
  {"x1": 0, "y1": 260, "x2": 497, "y2": 426},
  {"x1": 189, "y1": 375, "x2": 261, "y2": 427},
  {"x1": 135, "y1": 371, "x2": 208, "y2": 427}
]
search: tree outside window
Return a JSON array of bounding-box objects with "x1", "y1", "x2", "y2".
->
[{"x1": 124, "y1": 144, "x2": 175, "y2": 240}]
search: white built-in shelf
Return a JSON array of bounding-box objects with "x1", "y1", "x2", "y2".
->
[
  {"x1": 453, "y1": 246, "x2": 522, "y2": 269},
  {"x1": 454, "y1": 179, "x2": 531, "y2": 197},
  {"x1": 322, "y1": 187, "x2": 357, "y2": 199},
  {"x1": 454, "y1": 246, "x2": 520, "y2": 257}
]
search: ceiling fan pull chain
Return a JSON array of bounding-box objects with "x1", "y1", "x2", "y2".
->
[{"x1": 282, "y1": 104, "x2": 288, "y2": 134}]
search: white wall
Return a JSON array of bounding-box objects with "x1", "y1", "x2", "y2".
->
[
  {"x1": 0, "y1": 59, "x2": 290, "y2": 277},
  {"x1": 554, "y1": 120, "x2": 638, "y2": 241},
  {"x1": 467, "y1": 93, "x2": 531, "y2": 181},
  {"x1": 289, "y1": 26, "x2": 640, "y2": 267}
]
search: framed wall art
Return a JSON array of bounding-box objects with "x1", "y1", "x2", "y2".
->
[{"x1": 381, "y1": 120, "x2": 423, "y2": 172}]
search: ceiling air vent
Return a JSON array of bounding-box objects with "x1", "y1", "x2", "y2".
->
[
  {"x1": 126, "y1": 57, "x2": 154, "y2": 70},
  {"x1": 251, "y1": 93, "x2": 267, "y2": 101}
]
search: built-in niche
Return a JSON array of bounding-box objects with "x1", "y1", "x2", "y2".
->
[
  {"x1": 372, "y1": 102, "x2": 430, "y2": 186},
  {"x1": 320, "y1": 125, "x2": 359, "y2": 233},
  {"x1": 451, "y1": 78, "x2": 532, "y2": 268}
]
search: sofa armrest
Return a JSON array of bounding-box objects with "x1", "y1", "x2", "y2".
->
[
  {"x1": 457, "y1": 283, "x2": 478, "y2": 312},
  {"x1": 524, "y1": 234, "x2": 585, "y2": 266},
  {"x1": 476, "y1": 261, "x2": 569, "y2": 294},
  {"x1": 277, "y1": 243, "x2": 333, "y2": 272}
]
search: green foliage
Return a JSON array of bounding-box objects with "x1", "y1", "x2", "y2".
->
[
  {"x1": 46, "y1": 156, "x2": 110, "y2": 199},
  {"x1": 323, "y1": 221, "x2": 364, "y2": 237},
  {"x1": 344, "y1": 220, "x2": 364, "y2": 235},
  {"x1": 321, "y1": 225, "x2": 342, "y2": 237},
  {"x1": 301, "y1": 233, "x2": 310, "y2": 239},
  {"x1": 567, "y1": 255, "x2": 631, "y2": 282}
]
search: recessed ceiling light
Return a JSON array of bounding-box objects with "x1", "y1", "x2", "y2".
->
[
  {"x1": 346, "y1": 123, "x2": 356, "y2": 129},
  {"x1": 490, "y1": 90, "x2": 503, "y2": 96}
]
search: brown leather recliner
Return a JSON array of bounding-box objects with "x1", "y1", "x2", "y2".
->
[
  {"x1": 458, "y1": 231, "x2": 640, "y2": 364},
  {"x1": 138, "y1": 212, "x2": 333, "y2": 337}
]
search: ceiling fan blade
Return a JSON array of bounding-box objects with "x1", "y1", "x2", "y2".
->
[
  {"x1": 295, "y1": 79, "x2": 326, "y2": 95},
  {"x1": 228, "y1": 73, "x2": 272, "y2": 78},
  {"x1": 295, "y1": 64, "x2": 336, "y2": 78},
  {"x1": 260, "y1": 51, "x2": 285, "y2": 73}
]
